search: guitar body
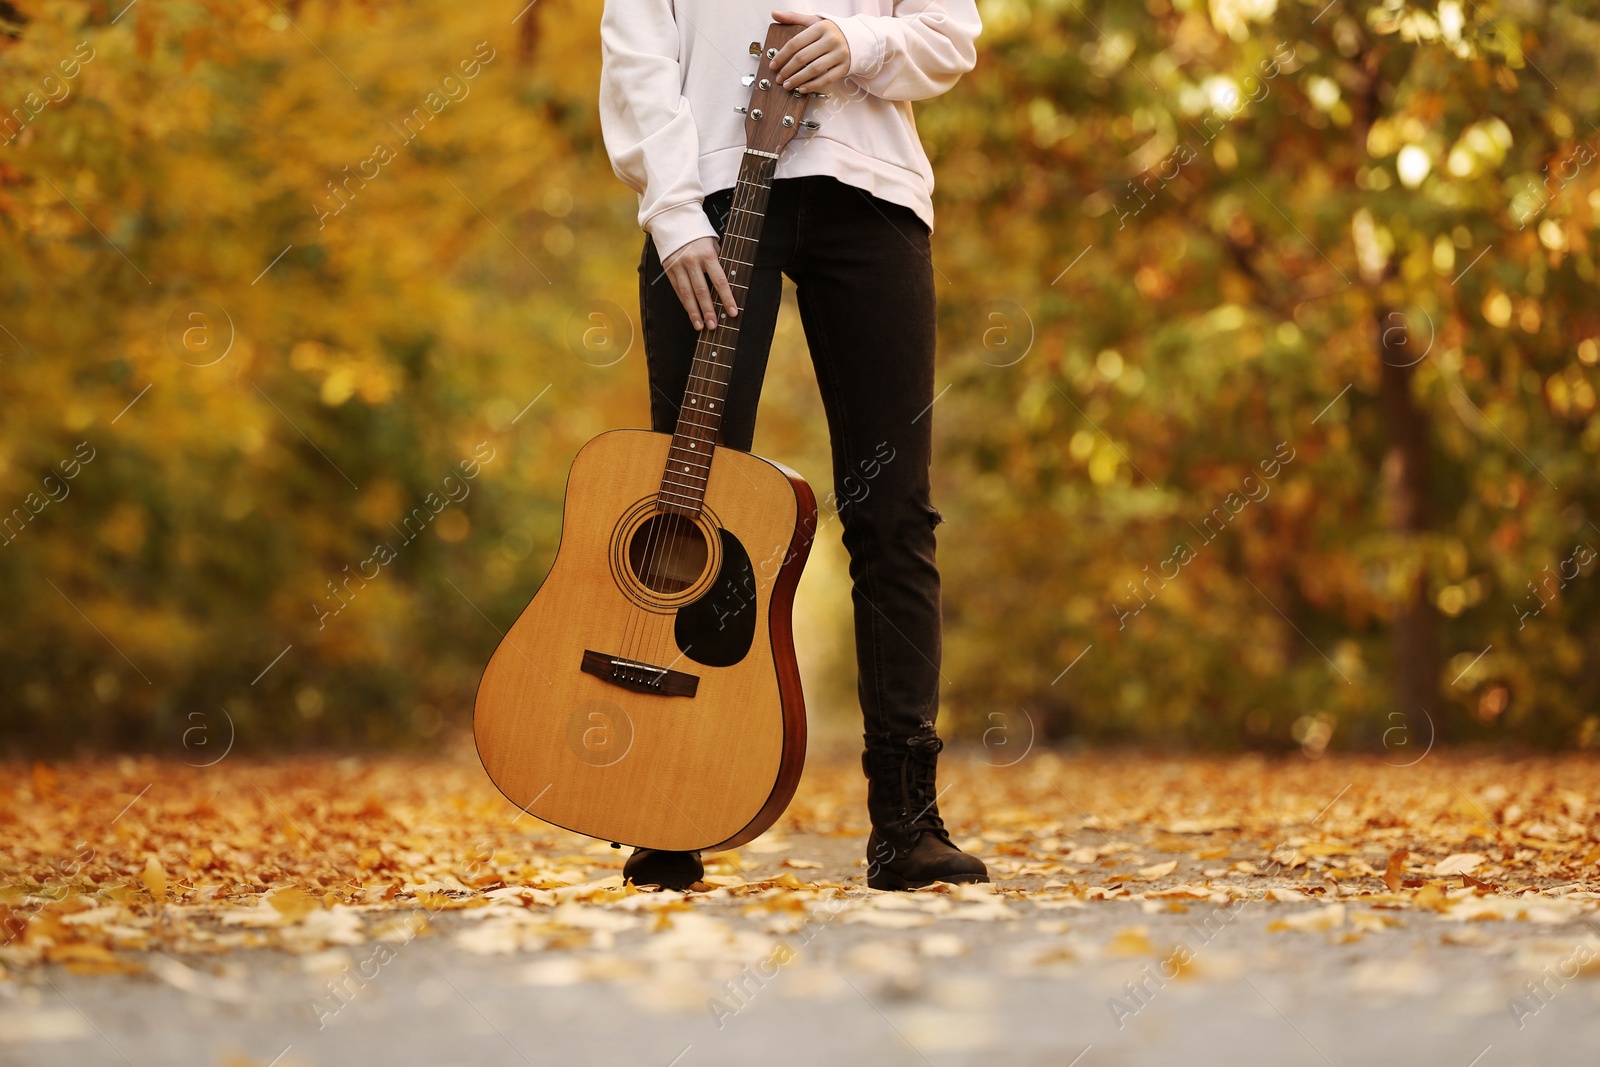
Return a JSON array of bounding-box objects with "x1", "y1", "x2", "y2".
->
[{"x1": 473, "y1": 429, "x2": 816, "y2": 852}]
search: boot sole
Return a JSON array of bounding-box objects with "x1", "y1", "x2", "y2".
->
[{"x1": 867, "y1": 869, "x2": 990, "y2": 891}]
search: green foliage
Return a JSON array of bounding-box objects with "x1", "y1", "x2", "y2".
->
[{"x1": 3, "y1": 0, "x2": 1598, "y2": 755}]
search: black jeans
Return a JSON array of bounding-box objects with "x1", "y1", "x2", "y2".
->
[{"x1": 639, "y1": 175, "x2": 941, "y2": 751}]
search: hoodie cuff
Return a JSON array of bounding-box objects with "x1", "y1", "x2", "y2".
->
[
  {"x1": 645, "y1": 201, "x2": 718, "y2": 266},
  {"x1": 827, "y1": 15, "x2": 887, "y2": 79}
]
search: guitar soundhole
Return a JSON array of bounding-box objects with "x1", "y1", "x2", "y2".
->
[{"x1": 627, "y1": 513, "x2": 710, "y2": 595}]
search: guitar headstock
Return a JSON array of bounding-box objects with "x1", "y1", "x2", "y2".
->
[{"x1": 742, "y1": 23, "x2": 815, "y2": 156}]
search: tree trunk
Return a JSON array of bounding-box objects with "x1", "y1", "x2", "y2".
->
[{"x1": 1376, "y1": 304, "x2": 1438, "y2": 720}]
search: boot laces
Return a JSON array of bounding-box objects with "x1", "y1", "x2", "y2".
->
[{"x1": 901, "y1": 734, "x2": 948, "y2": 838}]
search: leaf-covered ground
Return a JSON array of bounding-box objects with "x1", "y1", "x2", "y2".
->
[
  {"x1": 5, "y1": 746, "x2": 1598, "y2": 981},
  {"x1": 6, "y1": 748, "x2": 1600, "y2": 1064}
]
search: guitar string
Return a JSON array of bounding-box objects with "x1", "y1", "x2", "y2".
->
[
  {"x1": 636, "y1": 151, "x2": 774, "y2": 671},
  {"x1": 617, "y1": 151, "x2": 748, "y2": 667},
  {"x1": 635, "y1": 154, "x2": 762, "y2": 667},
  {"x1": 625, "y1": 155, "x2": 756, "y2": 667},
  {"x1": 650, "y1": 154, "x2": 774, "y2": 668}
]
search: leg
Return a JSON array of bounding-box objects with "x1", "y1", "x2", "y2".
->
[
  {"x1": 789, "y1": 177, "x2": 943, "y2": 748},
  {"x1": 788, "y1": 176, "x2": 985, "y2": 889}
]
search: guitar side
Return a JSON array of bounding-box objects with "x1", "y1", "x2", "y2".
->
[{"x1": 472, "y1": 428, "x2": 815, "y2": 852}]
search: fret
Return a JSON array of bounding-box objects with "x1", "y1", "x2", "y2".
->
[{"x1": 661, "y1": 150, "x2": 781, "y2": 514}]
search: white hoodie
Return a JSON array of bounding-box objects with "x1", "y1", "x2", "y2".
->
[{"x1": 599, "y1": 0, "x2": 983, "y2": 264}]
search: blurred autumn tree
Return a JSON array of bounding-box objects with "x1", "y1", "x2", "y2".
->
[
  {"x1": 2, "y1": 0, "x2": 1597, "y2": 755},
  {"x1": 930, "y1": 0, "x2": 1600, "y2": 751}
]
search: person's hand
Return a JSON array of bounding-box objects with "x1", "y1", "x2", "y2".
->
[
  {"x1": 771, "y1": 11, "x2": 851, "y2": 93},
  {"x1": 661, "y1": 236, "x2": 738, "y2": 331}
]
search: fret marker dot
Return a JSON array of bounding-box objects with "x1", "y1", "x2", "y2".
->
[
  {"x1": 683, "y1": 465, "x2": 690, "y2": 472},
  {"x1": 690, "y1": 398, "x2": 697, "y2": 405}
]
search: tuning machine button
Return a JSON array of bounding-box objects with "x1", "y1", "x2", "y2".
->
[
  {"x1": 742, "y1": 73, "x2": 755, "y2": 86},
  {"x1": 800, "y1": 120, "x2": 821, "y2": 130}
]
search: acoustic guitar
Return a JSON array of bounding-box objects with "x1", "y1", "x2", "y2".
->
[{"x1": 474, "y1": 24, "x2": 819, "y2": 853}]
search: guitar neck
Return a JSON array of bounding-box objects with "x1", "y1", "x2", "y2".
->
[{"x1": 657, "y1": 149, "x2": 781, "y2": 518}]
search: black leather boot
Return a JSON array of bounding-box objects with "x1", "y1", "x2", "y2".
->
[
  {"x1": 622, "y1": 848, "x2": 703, "y2": 891},
  {"x1": 863, "y1": 730, "x2": 989, "y2": 890}
]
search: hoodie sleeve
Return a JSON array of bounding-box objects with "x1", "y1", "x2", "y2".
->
[
  {"x1": 599, "y1": 0, "x2": 718, "y2": 262},
  {"x1": 825, "y1": 0, "x2": 982, "y2": 103}
]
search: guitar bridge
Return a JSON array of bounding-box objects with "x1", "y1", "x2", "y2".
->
[{"x1": 580, "y1": 649, "x2": 699, "y2": 698}]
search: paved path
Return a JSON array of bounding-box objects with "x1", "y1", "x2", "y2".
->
[{"x1": 6, "y1": 827, "x2": 1598, "y2": 1067}]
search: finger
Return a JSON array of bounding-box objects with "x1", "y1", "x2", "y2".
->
[
  {"x1": 802, "y1": 64, "x2": 850, "y2": 92},
  {"x1": 667, "y1": 267, "x2": 703, "y2": 330},
  {"x1": 774, "y1": 23, "x2": 831, "y2": 75},
  {"x1": 780, "y1": 37, "x2": 845, "y2": 87},
  {"x1": 690, "y1": 272, "x2": 717, "y2": 331},
  {"x1": 706, "y1": 259, "x2": 738, "y2": 318},
  {"x1": 770, "y1": 14, "x2": 821, "y2": 65},
  {"x1": 770, "y1": 11, "x2": 819, "y2": 31},
  {"x1": 671, "y1": 269, "x2": 703, "y2": 330},
  {"x1": 787, "y1": 53, "x2": 845, "y2": 92},
  {"x1": 775, "y1": 28, "x2": 830, "y2": 81}
]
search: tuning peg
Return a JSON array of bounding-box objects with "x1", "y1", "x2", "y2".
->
[
  {"x1": 742, "y1": 73, "x2": 755, "y2": 86},
  {"x1": 734, "y1": 106, "x2": 748, "y2": 114},
  {"x1": 749, "y1": 41, "x2": 761, "y2": 56},
  {"x1": 801, "y1": 120, "x2": 821, "y2": 130},
  {"x1": 812, "y1": 93, "x2": 829, "y2": 100}
]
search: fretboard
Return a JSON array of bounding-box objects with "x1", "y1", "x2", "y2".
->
[{"x1": 657, "y1": 150, "x2": 780, "y2": 518}]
